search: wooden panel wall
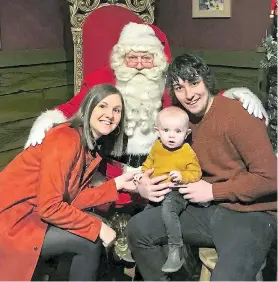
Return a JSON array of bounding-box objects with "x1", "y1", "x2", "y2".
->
[{"x1": 0, "y1": 49, "x2": 74, "y2": 170}]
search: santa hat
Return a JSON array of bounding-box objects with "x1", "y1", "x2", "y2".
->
[
  {"x1": 117, "y1": 22, "x2": 164, "y2": 49},
  {"x1": 149, "y1": 24, "x2": 172, "y2": 63}
]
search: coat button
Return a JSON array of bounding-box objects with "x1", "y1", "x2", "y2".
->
[{"x1": 34, "y1": 247, "x2": 38, "y2": 251}]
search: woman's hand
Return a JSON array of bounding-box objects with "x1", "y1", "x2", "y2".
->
[
  {"x1": 99, "y1": 222, "x2": 116, "y2": 247},
  {"x1": 114, "y1": 171, "x2": 140, "y2": 192},
  {"x1": 136, "y1": 169, "x2": 174, "y2": 202}
]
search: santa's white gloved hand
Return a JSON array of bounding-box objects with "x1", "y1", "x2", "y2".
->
[
  {"x1": 223, "y1": 87, "x2": 269, "y2": 125},
  {"x1": 24, "y1": 109, "x2": 67, "y2": 149}
]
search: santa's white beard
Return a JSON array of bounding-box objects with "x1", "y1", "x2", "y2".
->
[{"x1": 116, "y1": 71, "x2": 165, "y2": 155}]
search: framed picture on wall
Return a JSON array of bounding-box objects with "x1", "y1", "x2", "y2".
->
[{"x1": 192, "y1": 0, "x2": 231, "y2": 18}]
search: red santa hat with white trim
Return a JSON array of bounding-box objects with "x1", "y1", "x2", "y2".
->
[{"x1": 116, "y1": 22, "x2": 172, "y2": 63}]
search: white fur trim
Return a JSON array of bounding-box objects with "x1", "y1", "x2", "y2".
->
[
  {"x1": 117, "y1": 22, "x2": 163, "y2": 48},
  {"x1": 222, "y1": 87, "x2": 250, "y2": 99},
  {"x1": 36, "y1": 109, "x2": 67, "y2": 124},
  {"x1": 24, "y1": 109, "x2": 67, "y2": 148}
]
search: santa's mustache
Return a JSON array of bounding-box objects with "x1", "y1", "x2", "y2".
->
[{"x1": 114, "y1": 64, "x2": 165, "y2": 82}]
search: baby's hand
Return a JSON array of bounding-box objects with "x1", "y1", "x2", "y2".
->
[{"x1": 169, "y1": 170, "x2": 182, "y2": 183}]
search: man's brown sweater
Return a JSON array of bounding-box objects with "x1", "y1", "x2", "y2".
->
[{"x1": 190, "y1": 95, "x2": 277, "y2": 215}]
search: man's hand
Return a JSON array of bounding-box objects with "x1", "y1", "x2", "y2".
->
[
  {"x1": 169, "y1": 170, "x2": 182, "y2": 183},
  {"x1": 99, "y1": 222, "x2": 116, "y2": 247},
  {"x1": 178, "y1": 180, "x2": 214, "y2": 203},
  {"x1": 223, "y1": 87, "x2": 269, "y2": 125},
  {"x1": 136, "y1": 169, "x2": 173, "y2": 202}
]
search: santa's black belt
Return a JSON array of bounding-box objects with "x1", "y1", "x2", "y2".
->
[{"x1": 120, "y1": 154, "x2": 147, "y2": 168}]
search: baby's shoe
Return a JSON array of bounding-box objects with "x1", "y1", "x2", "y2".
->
[{"x1": 162, "y1": 246, "x2": 184, "y2": 273}]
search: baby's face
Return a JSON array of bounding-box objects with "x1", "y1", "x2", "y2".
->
[{"x1": 157, "y1": 116, "x2": 189, "y2": 149}]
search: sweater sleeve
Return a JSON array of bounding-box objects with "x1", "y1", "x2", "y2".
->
[
  {"x1": 37, "y1": 127, "x2": 102, "y2": 241},
  {"x1": 71, "y1": 179, "x2": 119, "y2": 210},
  {"x1": 141, "y1": 143, "x2": 156, "y2": 172},
  {"x1": 181, "y1": 146, "x2": 202, "y2": 183},
  {"x1": 212, "y1": 104, "x2": 277, "y2": 203}
]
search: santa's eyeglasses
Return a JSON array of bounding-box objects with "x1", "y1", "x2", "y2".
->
[{"x1": 125, "y1": 55, "x2": 154, "y2": 66}]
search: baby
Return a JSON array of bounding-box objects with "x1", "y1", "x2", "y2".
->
[{"x1": 139, "y1": 106, "x2": 202, "y2": 273}]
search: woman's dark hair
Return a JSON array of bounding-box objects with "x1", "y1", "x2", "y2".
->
[
  {"x1": 67, "y1": 84, "x2": 125, "y2": 157},
  {"x1": 167, "y1": 53, "x2": 217, "y2": 106}
]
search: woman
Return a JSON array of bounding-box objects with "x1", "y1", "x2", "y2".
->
[{"x1": 0, "y1": 84, "x2": 137, "y2": 281}]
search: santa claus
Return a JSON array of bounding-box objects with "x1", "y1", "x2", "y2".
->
[{"x1": 25, "y1": 22, "x2": 267, "y2": 171}]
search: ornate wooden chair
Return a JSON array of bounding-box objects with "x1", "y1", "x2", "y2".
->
[{"x1": 67, "y1": 0, "x2": 155, "y2": 93}]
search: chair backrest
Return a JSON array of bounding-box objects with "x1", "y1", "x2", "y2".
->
[
  {"x1": 68, "y1": 1, "x2": 156, "y2": 93},
  {"x1": 82, "y1": 6, "x2": 143, "y2": 79}
]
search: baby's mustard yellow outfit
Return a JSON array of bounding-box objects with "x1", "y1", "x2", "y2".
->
[
  {"x1": 141, "y1": 139, "x2": 202, "y2": 272},
  {"x1": 142, "y1": 139, "x2": 202, "y2": 183}
]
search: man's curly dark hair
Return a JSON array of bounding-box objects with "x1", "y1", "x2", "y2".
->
[{"x1": 167, "y1": 54, "x2": 217, "y2": 107}]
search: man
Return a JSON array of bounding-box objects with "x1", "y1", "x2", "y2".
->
[
  {"x1": 127, "y1": 54, "x2": 277, "y2": 281},
  {"x1": 25, "y1": 22, "x2": 268, "y2": 173}
]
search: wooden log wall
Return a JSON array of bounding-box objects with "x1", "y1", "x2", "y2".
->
[{"x1": 0, "y1": 49, "x2": 74, "y2": 170}]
